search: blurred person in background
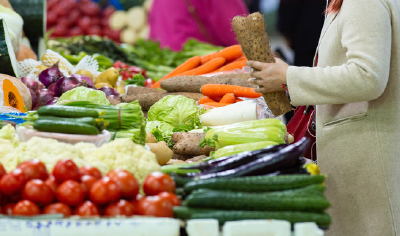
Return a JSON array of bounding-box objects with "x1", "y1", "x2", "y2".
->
[
  {"x1": 277, "y1": 0, "x2": 326, "y2": 66},
  {"x1": 148, "y1": 0, "x2": 249, "y2": 51}
]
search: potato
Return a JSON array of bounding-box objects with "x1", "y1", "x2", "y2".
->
[
  {"x1": 160, "y1": 73, "x2": 256, "y2": 93},
  {"x1": 126, "y1": 86, "x2": 166, "y2": 95},
  {"x1": 232, "y1": 13, "x2": 292, "y2": 116},
  {"x1": 146, "y1": 141, "x2": 173, "y2": 165},
  {"x1": 121, "y1": 92, "x2": 204, "y2": 110},
  {"x1": 146, "y1": 132, "x2": 158, "y2": 143},
  {"x1": 172, "y1": 132, "x2": 215, "y2": 156}
]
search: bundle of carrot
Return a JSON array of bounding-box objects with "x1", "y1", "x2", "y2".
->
[
  {"x1": 198, "y1": 84, "x2": 262, "y2": 108},
  {"x1": 151, "y1": 45, "x2": 247, "y2": 89}
]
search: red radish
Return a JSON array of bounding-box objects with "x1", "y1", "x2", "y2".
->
[
  {"x1": 69, "y1": 9, "x2": 80, "y2": 24},
  {"x1": 102, "y1": 6, "x2": 115, "y2": 18},
  {"x1": 90, "y1": 18, "x2": 101, "y2": 27},
  {"x1": 87, "y1": 26, "x2": 102, "y2": 36},
  {"x1": 69, "y1": 27, "x2": 83, "y2": 37},
  {"x1": 47, "y1": 11, "x2": 57, "y2": 25},
  {"x1": 77, "y1": 17, "x2": 91, "y2": 33}
]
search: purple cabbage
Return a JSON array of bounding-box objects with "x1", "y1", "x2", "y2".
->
[
  {"x1": 37, "y1": 89, "x2": 54, "y2": 108},
  {"x1": 39, "y1": 62, "x2": 63, "y2": 87}
]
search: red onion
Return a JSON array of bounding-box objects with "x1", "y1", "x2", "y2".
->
[
  {"x1": 37, "y1": 89, "x2": 54, "y2": 108},
  {"x1": 48, "y1": 83, "x2": 56, "y2": 96},
  {"x1": 45, "y1": 97, "x2": 59, "y2": 105},
  {"x1": 98, "y1": 86, "x2": 119, "y2": 97},
  {"x1": 70, "y1": 74, "x2": 95, "y2": 89},
  {"x1": 29, "y1": 88, "x2": 38, "y2": 110},
  {"x1": 21, "y1": 77, "x2": 39, "y2": 92},
  {"x1": 54, "y1": 76, "x2": 82, "y2": 97},
  {"x1": 39, "y1": 62, "x2": 63, "y2": 87}
]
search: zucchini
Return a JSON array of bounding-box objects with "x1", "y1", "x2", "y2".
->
[
  {"x1": 38, "y1": 116, "x2": 101, "y2": 126},
  {"x1": 37, "y1": 105, "x2": 100, "y2": 118},
  {"x1": 33, "y1": 120, "x2": 99, "y2": 135},
  {"x1": 184, "y1": 174, "x2": 325, "y2": 193},
  {"x1": 186, "y1": 188, "x2": 330, "y2": 213},
  {"x1": 191, "y1": 210, "x2": 331, "y2": 227},
  {"x1": 0, "y1": 19, "x2": 20, "y2": 77}
]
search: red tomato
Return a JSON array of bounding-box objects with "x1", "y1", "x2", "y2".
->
[
  {"x1": 43, "y1": 203, "x2": 72, "y2": 217},
  {"x1": 56, "y1": 180, "x2": 85, "y2": 207},
  {"x1": 158, "y1": 192, "x2": 182, "y2": 207},
  {"x1": 143, "y1": 172, "x2": 176, "y2": 196},
  {"x1": 130, "y1": 194, "x2": 144, "y2": 214},
  {"x1": 0, "y1": 163, "x2": 6, "y2": 180},
  {"x1": 45, "y1": 175, "x2": 58, "y2": 194},
  {"x1": 144, "y1": 79, "x2": 155, "y2": 88},
  {"x1": 90, "y1": 177, "x2": 120, "y2": 205},
  {"x1": 79, "y1": 166, "x2": 102, "y2": 179},
  {"x1": 18, "y1": 159, "x2": 49, "y2": 181},
  {"x1": 107, "y1": 169, "x2": 139, "y2": 200},
  {"x1": 12, "y1": 200, "x2": 41, "y2": 216},
  {"x1": 77, "y1": 16, "x2": 91, "y2": 33},
  {"x1": 81, "y1": 175, "x2": 97, "y2": 198},
  {"x1": 104, "y1": 199, "x2": 135, "y2": 217},
  {"x1": 52, "y1": 159, "x2": 80, "y2": 184},
  {"x1": 75, "y1": 201, "x2": 100, "y2": 217},
  {"x1": 0, "y1": 169, "x2": 27, "y2": 196},
  {"x1": 137, "y1": 196, "x2": 173, "y2": 217},
  {"x1": 22, "y1": 179, "x2": 54, "y2": 205},
  {"x1": 87, "y1": 26, "x2": 102, "y2": 36},
  {"x1": 69, "y1": 27, "x2": 84, "y2": 37},
  {"x1": 3, "y1": 203, "x2": 16, "y2": 215}
]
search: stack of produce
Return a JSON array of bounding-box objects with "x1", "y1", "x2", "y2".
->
[
  {"x1": 0, "y1": 159, "x2": 180, "y2": 218},
  {"x1": 46, "y1": 0, "x2": 121, "y2": 42},
  {"x1": 174, "y1": 174, "x2": 331, "y2": 227},
  {"x1": 60, "y1": 101, "x2": 146, "y2": 145}
]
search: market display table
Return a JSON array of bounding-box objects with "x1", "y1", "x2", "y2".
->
[{"x1": 0, "y1": 216, "x2": 324, "y2": 236}]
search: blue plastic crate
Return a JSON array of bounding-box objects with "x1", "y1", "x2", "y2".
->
[{"x1": 0, "y1": 112, "x2": 27, "y2": 125}]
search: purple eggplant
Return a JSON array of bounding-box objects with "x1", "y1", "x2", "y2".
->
[
  {"x1": 54, "y1": 76, "x2": 83, "y2": 97},
  {"x1": 21, "y1": 77, "x2": 39, "y2": 92},
  {"x1": 38, "y1": 62, "x2": 63, "y2": 87},
  {"x1": 70, "y1": 74, "x2": 95, "y2": 89},
  {"x1": 37, "y1": 89, "x2": 54, "y2": 108}
]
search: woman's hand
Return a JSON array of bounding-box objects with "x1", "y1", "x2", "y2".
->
[{"x1": 246, "y1": 58, "x2": 289, "y2": 93}]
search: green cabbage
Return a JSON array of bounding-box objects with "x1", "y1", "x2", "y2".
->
[
  {"x1": 56, "y1": 87, "x2": 110, "y2": 105},
  {"x1": 146, "y1": 121, "x2": 174, "y2": 137},
  {"x1": 147, "y1": 95, "x2": 198, "y2": 127}
]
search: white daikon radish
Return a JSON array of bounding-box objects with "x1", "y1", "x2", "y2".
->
[
  {"x1": 143, "y1": 0, "x2": 154, "y2": 12},
  {"x1": 138, "y1": 25, "x2": 150, "y2": 39},
  {"x1": 121, "y1": 28, "x2": 137, "y2": 45},
  {"x1": 200, "y1": 100, "x2": 257, "y2": 126},
  {"x1": 109, "y1": 11, "x2": 128, "y2": 30},
  {"x1": 127, "y1": 7, "x2": 147, "y2": 30}
]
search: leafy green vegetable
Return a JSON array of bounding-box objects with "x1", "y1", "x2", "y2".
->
[
  {"x1": 148, "y1": 95, "x2": 198, "y2": 128},
  {"x1": 56, "y1": 87, "x2": 110, "y2": 105},
  {"x1": 146, "y1": 121, "x2": 175, "y2": 147},
  {"x1": 125, "y1": 74, "x2": 145, "y2": 86},
  {"x1": 172, "y1": 107, "x2": 207, "y2": 132}
]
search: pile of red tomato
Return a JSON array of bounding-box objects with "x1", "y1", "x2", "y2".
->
[
  {"x1": 113, "y1": 61, "x2": 156, "y2": 88},
  {"x1": 47, "y1": 0, "x2": 121, "y2": 42},
  {"x1": 0, "y1": 159, "x2": 180, "y2": 218}
]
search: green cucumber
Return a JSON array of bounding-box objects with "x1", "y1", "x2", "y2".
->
[
  {"x1": 173, "y1": 206, "x2": 215, "y2": 220},
  {"x1": 33, "y1": 120, "x2": 99, "y2": 135},
  {"x1": 0, "y1": 19, "x2": 20, "y2": 77},
  {"x1": 37, "y1": 105, "x2": 100, "y2": 118},
  {"x1": 186, "y1": 188, "x2": 330, "y2": 213},
  {"x1": 38, "y1": 116, "x2": 101, "y2": 126},
  {"x1": 184, "y1": 174, "x2": 325, "y2": 193},
  {"x1": 191, "y1": 210, "x2": 331, "y2": 227}
]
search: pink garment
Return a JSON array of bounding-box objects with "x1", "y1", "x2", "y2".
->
[{"x1": 149, "y1": 0, "x2": 249, "y2": 51}]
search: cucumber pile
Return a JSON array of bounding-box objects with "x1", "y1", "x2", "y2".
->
[
  {"x1": 174, "y1": 174, "x2": 332, "y2": 228},
  {"x1": 33, "y1": 105, "x2": 107, "y2": 135}
]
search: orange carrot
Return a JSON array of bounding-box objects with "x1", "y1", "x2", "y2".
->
[
  {"x1": 201, "y1": 84, "x2": 262, "y2": 98},
  {"x1": 175, "y1": 57, "x2": 226, "y2": 77},
  {"x1": 200, "y1": 45, "x2": 243, "y2": 64},
  {"x1": 151, "y1": 56, "x2": 201, "y2": 89},
  {"x1": 209, "y1": 96, "x2": 223, "y2": 102},
  {"x1": 203, "y1": 102, "x2": 231, "y2": 107},
  {"x1": 235, "y1": 98, "x2": 243, "y2": 102},
  {"x1": 212, "y1": 57, "x2": 247, "y2": 73},
  {"x1": 199, "y1": 96, "x2": 216, "y2": 104},
  {"x1": 219, "y1": 93, "x2": 236, "y2": 104}
]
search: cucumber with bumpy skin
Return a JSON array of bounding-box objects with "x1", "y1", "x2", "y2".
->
[
  {"x1": 33, "y1": 120, "x2": 99, "y2": 135},
  {"x1": 37, "y1": 105, "x2": 100, "y2": 118},
  {"x1": 184, "y1": 174, "x2": 325, "y2": 193}
]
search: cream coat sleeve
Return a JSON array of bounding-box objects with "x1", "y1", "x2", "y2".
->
[{"x1": 286, "y1": 0, "x2": 391, "y2": 106}]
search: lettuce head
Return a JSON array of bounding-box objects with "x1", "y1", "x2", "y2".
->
[
  {"x1": 56, "y1": 87, "x2": 110, "y2": 105},
  {"x1": 147, "y1": 95, "x2": 198, "y2": 127}
]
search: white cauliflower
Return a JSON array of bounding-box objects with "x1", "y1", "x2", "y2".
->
[
  {"x1": 93, "y1": 138, "x2": 160, "y2": 184},
  {"x1": 0, "y1": 124, "x2": 19, "y2": 147}
]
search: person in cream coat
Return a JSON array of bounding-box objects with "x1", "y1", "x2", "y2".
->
[{"x1": 247, "y1": 0, "x2": 400, "y2": 235}]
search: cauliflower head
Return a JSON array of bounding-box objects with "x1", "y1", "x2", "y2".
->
[
  {"x1": 0, "y1": 124, "x2": 19, "y2": 147},
  {"x1": 93, "y1": 138, "x2": 160, "y2": 184}
]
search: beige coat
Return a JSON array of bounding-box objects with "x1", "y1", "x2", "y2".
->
[{"x1": 286, "y1": 0, "x2": 400, "y2": 235}]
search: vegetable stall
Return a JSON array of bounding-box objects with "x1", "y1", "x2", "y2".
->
[{"x1": 0, "y1": 1, "x2": 328, "y2": 235}]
